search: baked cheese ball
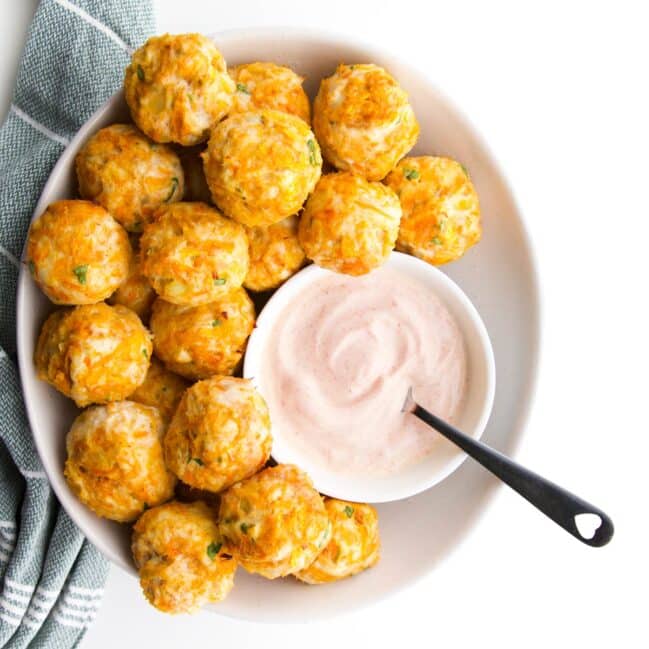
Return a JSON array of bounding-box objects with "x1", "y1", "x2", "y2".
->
[
  {"x1": 124, "y1": 33, "x2": 235, "y2": 146},
  {"x1": 107, "y1": 251, "x2": 156, "y2": 322},
  {"x1": 150, "y1": 289, "x2": 254, "y2": 380},
  {"x1": 385, "y1": 156, "x2": 482, "y2": 265},
  {"x1": 35, "y1": 303, "x2": 152, "y2": 407},
  {"x1": 27, "y1": 200, "x2": 131, "y2": 305},
  {"x1": 229, "y1": 62, "x2": 310, "y2": 123},
  {"x1": 219, "y1": 464, "x2": 331, "y2": 579},
  {"x1": 313, "y1": 64, "x2": 419, "y2": 180},
  {"x1": 165, "y1": 376, "x2": 271, "y2": 492},
  {"x1": 140, "y1": 202, "x2": 249, "y2": 306},
  {"x1": 132, "y1": 500, "x2": 236, "y2": 613},
  {"x1": 202, "y1": 109, "x2": 322, "y2": 227},
  {"x1": 177, "y1": 145, "x2": 212, "y2": 204},
  {"x1": 299, "y1": 172, "x2": 401, "y2": 275},
  {"x1": 75, "y1": 124, "x2": 184, "y2": 232},
  {"x1": 130, "y1": 357, "x2": 189, "y2": 420},
  {"x1": 296, "y1": 499, "x2": 380, "y2": 584},
  {"x1": 64, "y1": 401, "x2": 175, "y2": 522},
  {"x1": 244, "y1": 215, "x2": 305, "y2": 292}
]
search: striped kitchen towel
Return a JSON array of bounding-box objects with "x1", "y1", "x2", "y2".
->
[{"x1": 0, "y1": 1, "x2": 154, "y2": 647}]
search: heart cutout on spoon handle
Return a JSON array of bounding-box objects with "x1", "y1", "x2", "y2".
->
[{"x1": 409, "y1": 400, "x2": 614, "y2": 547}]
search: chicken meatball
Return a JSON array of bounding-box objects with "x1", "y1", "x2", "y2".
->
[
  {"x1": 132, "y1": 500, "x2": 236, "y2": 613},
  {"x1": 203, "y1": 109, "x2": 322, "y2": 227},
  {"x1": 107, "y1": 251, "x2": 156, "y2": 322},
  {"x1": 35, "y1": 303, "x2": 152, "y2": 407},
  {"x1": 150, "y1": 289, "x2": 254, "y2": 380},
  {"x1": 298, "y1": 172, "x2": 401, "y2": 275},
  {"x1": 296, "y1": 499, "x2": 380, "y2": 584},
  {"x1": 165, "y1": 376, "x2": 271, "y2": 493},
  {"x1": 140, "y1": 202, "x2": 249, "y2": 306},
  {"x1": 130, "y1": 357, "x2": 189, "y2": 420},
  {"x1": 229, "y1": 62, "x2": 310, "y2": 123},
  {"x1": 75, "y1": 124, "x2": 184, "y2": 232},
  {"x1": 243, "y1": 215, "x2": 305, "y2": 292},
  {"x1": 385, "y1": 156, "x2": 482, "y2": 265},
  {"x1": 64, "y1": 401, "x2": 175, "y2": 522},
  {"x1": 313, "y1": 64, "x2": 419, "y2": 180},
  {"x1": 26, "y1": 200, "x2": 131, "y2": 305},
  {"x1": 124, "y1": 33, "x2": 235, "y2": 145},
  {"x1": 219, "y1": 464, "x2": 330, "y2": 579}
]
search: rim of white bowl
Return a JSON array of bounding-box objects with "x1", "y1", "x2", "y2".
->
[{"x1": 243, "y1": 251, "x2": 497, "y2": 503}]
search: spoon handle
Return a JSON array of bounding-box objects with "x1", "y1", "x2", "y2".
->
[{"x1": 411, "y1": 402, "x2": 614, "y2": 547}]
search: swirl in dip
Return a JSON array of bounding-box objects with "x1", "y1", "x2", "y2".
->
[{"x1": 261, "y1": 265, "x2": 467, "y2": 476}]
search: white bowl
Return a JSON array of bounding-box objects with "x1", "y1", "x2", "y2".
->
[
  {"x1": 16, "y1": 28, "x2": 540, "y2": 622},
  {"x1": 244, "y1": 252, "x2": 496, "y2": 503}
]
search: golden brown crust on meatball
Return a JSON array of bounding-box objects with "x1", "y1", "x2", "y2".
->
[
  {"x1": 64, "y1": 401, "x2": 175, "y2": 522},
  {"x1": 75, "y1": 124, "x2": 184, "y2": 232},
  {"x1": 27, "y1": 200, "x2": 131, "y2": 305},
  {"x1": 202, "y1": 109, "x2": 322, "y2": 227},
  {"x1": 35, "y1": 303, "x2": 152, "y2": 407},
  {"x1": 129, "y1": 357, "x2": 189, "y2": 421},
  {"x1": 298, "y1": 172, "x2": 401, "y2": 275},
  {"x1": 296, "y1": 499, "x2": 380, "y2": 584},
  {"x1": 385, "y1": 156, "x2": 482, "y2": 265},
  {"x1": 132, "y1": 500, "x2": 236, "y2": 613},
  {"x1": 140, "y1": 202, "x2": 249, "y2": 306},
  {"x1": 313, "y1": 64, "x2": 419, "y2": 180},
  {"x1": 243, "y1": 215, "x2": 305, "y2": 292},
  {"x1": 149, "y1": 289, "x2": 254, "y2": 380},
  {"x1": 229, "y1": 62, "x2": 310, "y2": 123},
  {"x1": 124, "y1": 33, "x2": 235, "y2": 146},
  {"x1": 165, "y1": 376, "x2": 271, "y2": 493},
  {"x1": 219, "y1": 464, "x2": 331, "y2": 579}
]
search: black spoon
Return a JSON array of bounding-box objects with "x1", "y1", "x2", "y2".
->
[{"x1": 402, "y1": 388, "x2": 614, "y2": 547}]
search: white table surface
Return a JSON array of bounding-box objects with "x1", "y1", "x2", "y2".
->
[{"x1": 1, "y1": 1, "x2": 646, "y2": 647}]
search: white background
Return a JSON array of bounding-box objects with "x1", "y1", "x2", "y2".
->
[{"x1": 1, "y1": 1, "x2": 647, "y2": 647}]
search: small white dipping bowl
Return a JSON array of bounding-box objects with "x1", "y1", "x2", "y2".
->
[{"x1": 244, "y1": 251, "x2": 496, "y2": 503}]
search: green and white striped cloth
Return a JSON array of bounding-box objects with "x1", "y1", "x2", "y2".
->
[{"x1": 0, "y1": 1, "x2": 154, "y2": 646}]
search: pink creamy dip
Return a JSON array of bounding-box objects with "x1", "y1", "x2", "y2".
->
[{"x1": 261, "y1": 266, "x2": 468, "y2": 476}]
